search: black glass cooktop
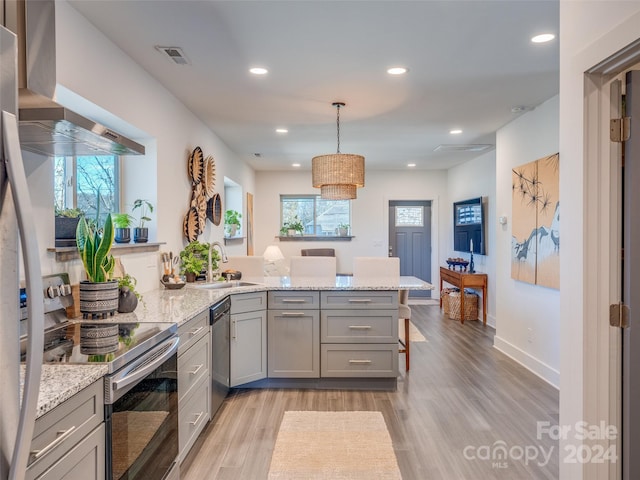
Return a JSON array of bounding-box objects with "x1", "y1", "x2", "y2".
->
[{"x1": 29, "y1": 321, "x2": 177, "y2": 373}]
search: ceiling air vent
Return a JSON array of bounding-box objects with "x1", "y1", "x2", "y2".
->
[
  {"x1": 155, "y1": 46, "x2": 190, "y2": 65},
  {"x1": 433, "y1": 144, "x2": 494, "y2": 153}
]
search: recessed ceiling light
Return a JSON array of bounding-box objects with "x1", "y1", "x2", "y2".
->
[
  {"x1": 450, "y1": 129, "x2": 463, "y2": 135},
  {"x1": 292, "y1": 163, "x2": 301, "y2": 167},
  {"x1": 249, "y1": 67, "x2": 268, "y2": 75},
  {"x1": 407, "y1": 163, "x2": 416, "y2": 168},
  {"x1": 387, "y1": 67, "x2": 408, "y2": 75},
  {"x1": 531, "y1": 33, "x2": 555, "y2": 44},
  {"x1": 276, "y1": 128, "x2": 288, "y2": 134}
]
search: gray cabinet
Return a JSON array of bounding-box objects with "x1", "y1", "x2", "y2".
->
[
  {"x1": 320, "y1": 291, "x2": 398, "y2": 378},
  {"x1": 230, "y1": 292, "x2": 267, "y2": 387},
  {"x1": 27, "y1": 380, "x2": 105, "y2": 480},
  {"x1": 268, "y1": 291, "x2": 320, "y2": 378},
  {"x1": 177, "y1": 309, "x2": 210, "y2": 462}
]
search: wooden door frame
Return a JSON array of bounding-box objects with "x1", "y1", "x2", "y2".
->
[{"x1": 383, "y1": 194, "x2": 439, "y2": 297}]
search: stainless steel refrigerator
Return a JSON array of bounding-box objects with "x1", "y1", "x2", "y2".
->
[{"x1": 0, "y1": 25, "x2": 45, "y2": 480}]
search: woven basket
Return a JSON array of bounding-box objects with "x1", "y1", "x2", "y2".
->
[
  {"x1": 448, "y1": 291, "x2": 478, "y2": 321},
  {"x1": 441, "y1": 288, "x2": 459, "y2": 315}
]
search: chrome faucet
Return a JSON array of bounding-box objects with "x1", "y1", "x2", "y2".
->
[{"x1": 207, "y1": 241, "x2": 229, "y2": 282}]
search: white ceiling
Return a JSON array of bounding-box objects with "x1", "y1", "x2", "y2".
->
[{"x1": 68, "y1": 0, "x2": 559, "y2": 172}]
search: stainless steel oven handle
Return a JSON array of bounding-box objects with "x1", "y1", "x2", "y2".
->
[{"x1": 111, "y1": 337, "x2": 179, "y2": 393}]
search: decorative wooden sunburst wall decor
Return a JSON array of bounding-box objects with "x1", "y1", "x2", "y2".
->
[{"x1": 183, "y1": 147, "x2": 219, "y2": 241}]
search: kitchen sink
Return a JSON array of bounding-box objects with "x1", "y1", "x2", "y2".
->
[{"x1": 193, "y1": 281, "x2": 262, "y2": 290}]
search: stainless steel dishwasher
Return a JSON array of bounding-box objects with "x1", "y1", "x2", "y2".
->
[{"x1": 210, "y1": 297, "x2": 231, "y2": 417}]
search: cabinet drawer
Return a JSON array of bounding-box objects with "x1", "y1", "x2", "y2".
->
[
  {"x1": 178, "y1": 375, "x2": 210, "y2": 462},
  {"x1": 178, "y1": 333, "x2": 210, "y2": 403},
  {"x1": 27, "y1": 423, "x2": 105, "y2": 480},
  {"x1": 321, "y1": 344, "x2": 398, "y2": 378},
  {"x1": 321, "y1": 309, "x2": 398, "y2": 343},
  {"x1": 231, "y1": 292, "x2": 267, "y2": 314},
  {"x1": 178, "y1": 309, "x2": 209, "y2": 355},
  {"x1": 321, "y1": 291, "x2": 398, "y2": 309},
  {"x1": 268, "y1": 291, "x2": 319, "y2": 309},
  {"x1": 29, "y1": 380, "x2": 104, "y2": 472}
]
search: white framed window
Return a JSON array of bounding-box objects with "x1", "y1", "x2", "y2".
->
[
  {"x1": 280, "y1": 195, "x2": 351, "y2": 236},
  {"x1": 54, "y1": 155, "x2": 120, "y2": 224},
  {"x1": 395, "y1": 206, "x2": 424, "y2": 227}
]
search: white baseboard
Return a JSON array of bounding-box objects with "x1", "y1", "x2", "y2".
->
[{"x1": 493, "y1": 336, "x2": 560, "y2": 389}]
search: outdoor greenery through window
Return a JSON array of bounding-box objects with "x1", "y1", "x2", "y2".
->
[
  {"x1": 280, "y1": 195, "x2": 350, "y2": 236},
  {"x1": 54, "y1": 155, "x2": 119, "y2": 225}
]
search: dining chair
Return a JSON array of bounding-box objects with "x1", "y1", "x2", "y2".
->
[
  {"x1": 223, "y1": 256, "x2": 265, "y2": 280},
  {"x1": 289, "y1": 256, "x2": 336, "y2": 278},
  {"x1": 301, "y1": 248, "x2": 335, "y2": 257},
  {"x1": 352, "y1": 256, "x2": 410, "y2": 371}
]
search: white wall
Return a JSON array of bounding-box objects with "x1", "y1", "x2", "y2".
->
[
  {"x1": 560, "y1": 3, "x2": 640, "y2": 479},
  {"x1": 447, "y1": 150, "x2": 496, "y2": 325},
  {"x1": 26, "y1": 1, "x2": 255, "y2": 293},
  {"x1": 493, "y1": 95, "x2": 560, "y2": 388},
  {"x1": 254, "y1": 169, "x2": 449, "y2": 280}
]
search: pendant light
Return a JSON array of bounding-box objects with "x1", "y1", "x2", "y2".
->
[{"x1": 312, "y1": 102, "x2": 365, "y2": 200}]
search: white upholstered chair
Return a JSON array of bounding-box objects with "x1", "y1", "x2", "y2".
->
[
  {"x1": 352, "y1": 256, "x2": 411, "y2": 371},
  {"x1": 289, "y1": 256, "x2": 337, "y2": 278},
  {"x1": 223, "y1": 256, "x2": 265, "y2": 280}
]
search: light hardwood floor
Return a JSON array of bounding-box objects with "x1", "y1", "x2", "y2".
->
[{"x1": 181, "y1": 305, "x2": 559, "y2": 479}]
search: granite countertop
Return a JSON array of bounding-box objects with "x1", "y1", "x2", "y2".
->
[
  {"x1": 30, "y1": 275, "x2": 433, "y2": 417},
  {"x1": 21, "y1": 364, "x2": 108, "y2": 418}
]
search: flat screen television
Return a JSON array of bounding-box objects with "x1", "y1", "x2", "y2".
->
[{"x1": 453, "y1": 197, "x2": 485, "y2": 254}]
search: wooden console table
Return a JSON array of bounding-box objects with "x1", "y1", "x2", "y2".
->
[{"x1": 439, "y1": 267, "x2": 488, "y2": 325}]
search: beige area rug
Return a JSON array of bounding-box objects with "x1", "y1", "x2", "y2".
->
[
  {"x1": 112, "y1": 410, "x2": 168, "y2": 479},
  {"x1": 399, "y1": 319, "x2": 427, "y2": 343},
  {"x1": 268, "y1": 411, "x2": 402, "y2": 479}
]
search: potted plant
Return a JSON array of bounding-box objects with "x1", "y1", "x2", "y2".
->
[
  {"x1": 117, "y1": 273, "x2": 142, "y2": 313},
  {"x1": 54, "y1": 206, "x2": 83, "y2": 247},
  {"x1": 224, "y1": 209, "x2": 242, "y2": 237},
  {"x1": 282, "y1": 216, "x2": 304, "y2": 236},
  {"x1": 336, "y1": 223, "x2": 350, "y2": 236},
  {"x1": 76, "y1": 212, "x2": 118, "y2": 318},
  {"x1": 179, "y1": 240, "x2": 219, "y2": 282},
  {"x1": 132, "y1": 199, "x2": 154, "y2": 243},
  {"x1": 112, "y1": 213, "x2": 134, "y2": 244}
]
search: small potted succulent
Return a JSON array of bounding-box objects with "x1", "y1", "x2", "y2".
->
[
  {"x1": 336, "y1": 223, "x2": 350, "y2": 236},
  {"x1": 112, "y1": 213, "x2": 135, "y2": 244},
  {"x1": 117, "y1": 273, "x2": 143, "y2": 313},
  {"x1": 132, "y1": 199, "x2": 154, "y2": 243}
]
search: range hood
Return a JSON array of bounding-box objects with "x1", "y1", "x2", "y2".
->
[{"x1": 6, "y1": 0, "x2": 145, "y2": 157}]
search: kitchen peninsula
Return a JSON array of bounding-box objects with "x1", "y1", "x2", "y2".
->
[{"x1": 31, "y1": 275, "x2": 432, "y2": 415}]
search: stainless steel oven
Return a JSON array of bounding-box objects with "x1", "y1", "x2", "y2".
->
[
  {"x1": 22, "y1": 274, "x2": 181, "y2": 480},
  {"x1": 104, "y1": 333, "x2": 179, "y2": 480}
]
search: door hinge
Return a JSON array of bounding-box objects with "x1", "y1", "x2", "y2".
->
[
  {"x1": 610, "y1": 117, "x2": 631, "y2": 142},
  {"x1": 609, "y1": 302, "x2": 630, "y2": 328}
]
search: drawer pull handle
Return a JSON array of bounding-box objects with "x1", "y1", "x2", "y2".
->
[
  {"x1": 189, "y1": 364, "x2": 204, "y2": 375},
  {"x1": 189, "y1": 326, "x2": 204, "y2": 336},
  {"x1": 30, "y1": 426, "x2": 77, "y2": 460},
  {"x1": 348, "y1": 360, "x2": 372, "y2": 365},
  {"x1": 189, "y1": 412, "x2": 204, "y2": 426},
  {"x1": 348, "y1": 325, "x2": 372, "y2": 330},
  {"x1": 282, "y1": 299, "x2": 306, "y2": 303},
  {"x1": 348, "y1": 299, "x2": 372, "y2": 303},
  {"x1": 282, "y1": 312, "x2": 305, "y2": 317}
]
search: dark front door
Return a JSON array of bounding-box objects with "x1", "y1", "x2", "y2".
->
[{"x1": 389, "y1": 200, "x2": 432, "y2": 298}]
